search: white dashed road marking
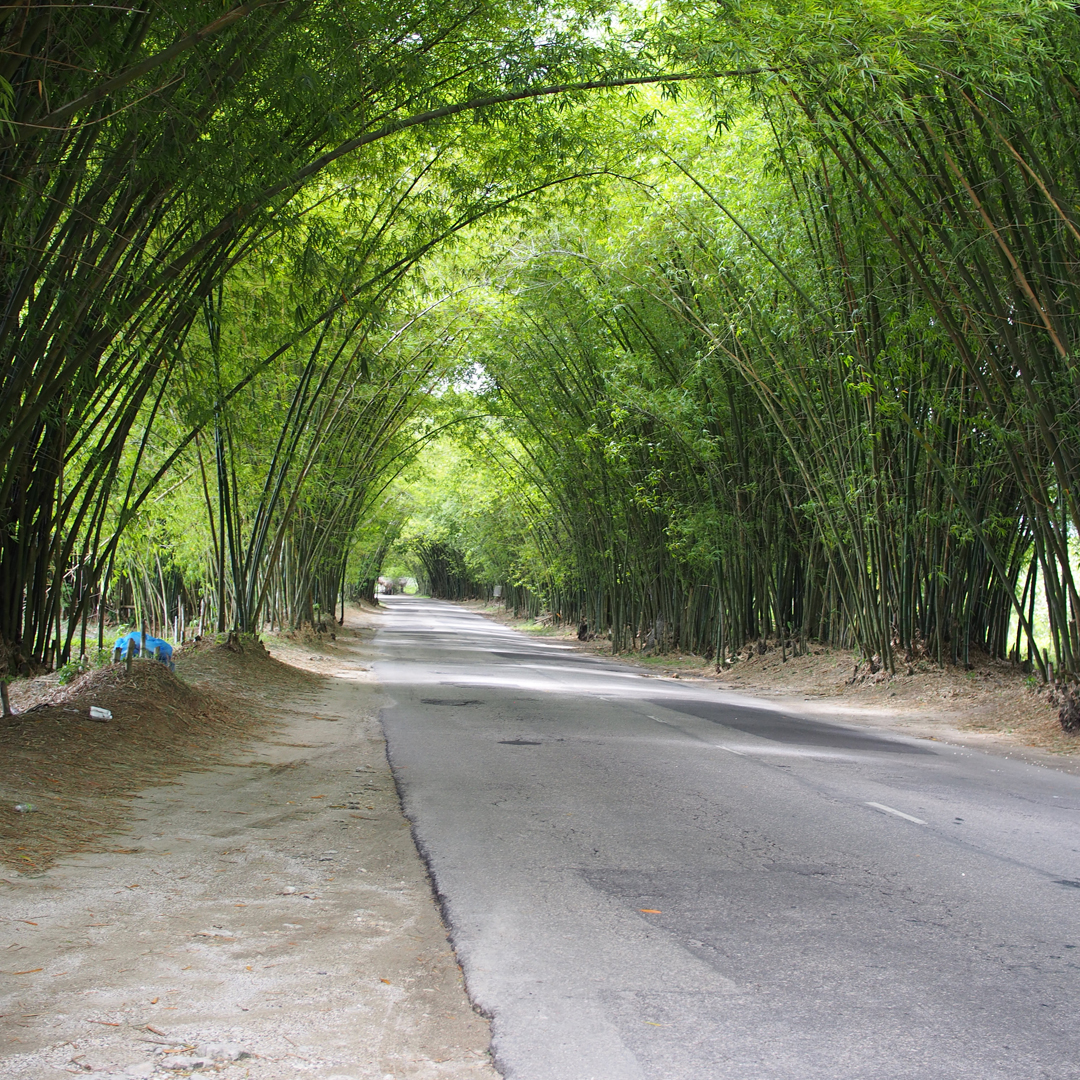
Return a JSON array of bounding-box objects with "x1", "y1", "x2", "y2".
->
[{"x1": 866, "y1": 801, "x2": 927, "y2": 825}]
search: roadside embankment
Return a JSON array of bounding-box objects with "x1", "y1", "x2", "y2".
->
[{"x1": 0, "y1": 609, "x2": 496, "y2": 1080}]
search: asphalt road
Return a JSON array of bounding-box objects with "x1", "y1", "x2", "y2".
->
[{"x1": 375, "y1": 597, "x2": 1080, "y2": 1080}]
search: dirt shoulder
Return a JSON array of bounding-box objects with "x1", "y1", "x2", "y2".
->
[
  {"x1": 0, "y1": 609, "x2": 496, "y2": 1080},
  {"x1": 459, "y1": 600, "x2": 1080, "y2": 775}
]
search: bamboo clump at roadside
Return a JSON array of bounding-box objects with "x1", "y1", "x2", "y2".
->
[{"x1": 412, "y1": 3, "x2": 1080, "y2": 692}]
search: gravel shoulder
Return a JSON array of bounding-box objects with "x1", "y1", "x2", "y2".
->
[{"x1": 0, "y1": 609, "x2": 496, "y2": 1080}]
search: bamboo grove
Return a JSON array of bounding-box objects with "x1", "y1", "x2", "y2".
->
[
  {"x1": 407, "y1": 1, "x2": 1080, "y2": 685},
  {"x1": 5, "y1": 0, "x2": 1080, "y2": 691},
  {"x1": 0, "y1": 0, "x2": 680, "y2": 674}
]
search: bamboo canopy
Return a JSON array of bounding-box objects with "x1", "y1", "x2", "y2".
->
[{"x1": 3, "y1": 0, "x2": 1080, "y2": 716}]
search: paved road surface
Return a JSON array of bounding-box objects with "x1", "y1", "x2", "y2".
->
[{"x1": 376, "y1": 598, "x2": 1080, "y2": 1080}]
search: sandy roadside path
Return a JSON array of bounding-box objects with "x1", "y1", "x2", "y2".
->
[{"x1": 0, "y1": 612, "x2": 497, "y2": 1080}]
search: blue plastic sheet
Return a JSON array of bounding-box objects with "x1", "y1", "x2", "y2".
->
[{"x1": 114, "y1": 631, "x2": 173, "y2": 664}]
